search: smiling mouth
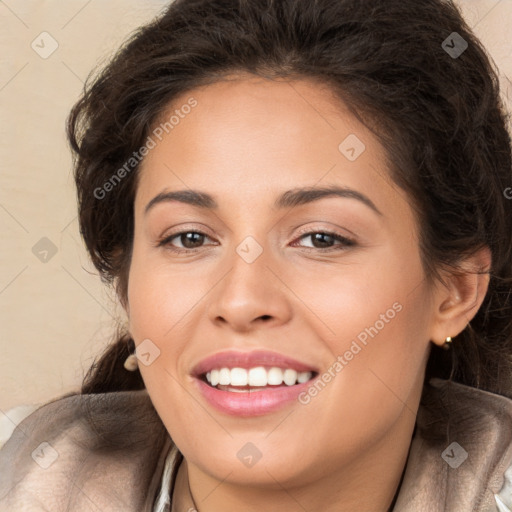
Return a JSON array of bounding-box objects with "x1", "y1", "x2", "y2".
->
[{"x1": 199, "y1": 366, "x2": 318, "y2": 392}]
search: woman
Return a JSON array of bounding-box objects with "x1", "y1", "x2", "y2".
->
[{"x1": 1, "y1": 0, "x2": 511, "y2": 510}]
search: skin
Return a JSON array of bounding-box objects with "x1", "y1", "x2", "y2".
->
[{"x1": 125, "y1": 74, "x2": 491, "y2": 512}]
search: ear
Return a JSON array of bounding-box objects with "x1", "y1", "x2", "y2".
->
[{"x1": 429, "y1": 245, "x2": 492, "y2": 347}]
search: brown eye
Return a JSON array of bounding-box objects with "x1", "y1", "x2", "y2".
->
[
  {"x1": 157, "y1": 228, "x2": 355, "y2": 254},
  {"x1": 158, "y1": 230, "x2": 213, "y2": 252},
  {"x1": 291, "y1": 230, "x2": 356, "y2": 252}
]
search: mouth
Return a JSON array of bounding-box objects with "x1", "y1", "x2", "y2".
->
[
  {"x1": 198, "y1": 366, "x2": 318, "y2": 392},
  {"x1": 191, "y1": 350, "x2": 319, "y2": 416}
]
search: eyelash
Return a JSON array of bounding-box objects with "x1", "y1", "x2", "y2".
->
[{"x1": 156, "y1": 227, "x2": 356, "y2": 254}]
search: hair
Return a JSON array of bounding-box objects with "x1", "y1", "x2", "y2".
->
[{"x1": 68, "y1": 0, "x2": 512, "y2": 400}]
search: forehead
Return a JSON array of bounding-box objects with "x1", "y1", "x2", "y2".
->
[{"x1": 134, "y1": 76, "x2": 409, "y2": 218}]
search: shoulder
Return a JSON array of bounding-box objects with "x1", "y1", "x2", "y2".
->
[
  {"x1": 394, "y1": 378, "x2": 512, "y2": 512},
  {"x1": 0, "y1": 390, "x2": 170, "y2": 512},
  {"x1": 421, "y1": 378, "x2": 512, "y2": 446},
  {"x1": 431, "y1": 379, "x2": 512, "y2": 511}
]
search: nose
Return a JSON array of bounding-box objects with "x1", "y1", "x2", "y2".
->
[{"x1": 207, "y1": 242, "x2": 293, "y2": 333}]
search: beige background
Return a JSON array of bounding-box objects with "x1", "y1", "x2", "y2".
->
[{"x1": 0, "y1": 0, "x2": 511, "y2": 425}]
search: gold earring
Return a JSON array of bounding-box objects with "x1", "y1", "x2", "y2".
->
[
  {"x1": 124, "y1": 353, "x2": 139, "y2": 371},
  {"x1": 442, "y1": 336, "x2": 452, "y2": 351}
]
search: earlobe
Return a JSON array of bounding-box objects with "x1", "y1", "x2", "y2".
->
[{"x1": 429, "y1": 246, "x2": 491, "y2": 347}]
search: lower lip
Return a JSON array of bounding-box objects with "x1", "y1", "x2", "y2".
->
[{"x1": 194, "y1": 377, "x2": 315, "y2": 416}]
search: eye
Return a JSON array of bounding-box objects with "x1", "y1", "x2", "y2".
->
[
  {"x1": 291, "y1": 229, "x2": 356, "y2": 252},
  {"x1": 157, "y1": 228, "x2": 356, "y2": 254},
  {"x1": 157, "y1": 230, "x2": 215, "y2": 253}
]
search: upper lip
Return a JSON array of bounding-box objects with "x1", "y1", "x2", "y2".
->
[{"x1": 192, "y1": 350, "x2": 319, "y2": 377}]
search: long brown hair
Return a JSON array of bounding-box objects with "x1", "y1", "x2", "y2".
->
[{"x1": 68, "y1": 0, "x2": 512, "y2": 399}]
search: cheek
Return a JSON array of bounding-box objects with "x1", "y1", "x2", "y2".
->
[
  {"x1": 125, "y1": 248, "x2": 192, "y2": 404},
  {"x1": 127, "y1": 246, "x2": 203, "y2": 342},
  {"x1": 285, "y1": 239, "x2": 428, "y2": 350},
  {"x1": 126, "y1": 250, "x2": 205, "y2": 432},
  {"x1": 284, "y1": 244, "x2": 431, "y2": 422}
]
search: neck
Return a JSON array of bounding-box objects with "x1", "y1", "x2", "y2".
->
[{"x1": 172, "y1": 407, "x2": 416, "y2": 512}]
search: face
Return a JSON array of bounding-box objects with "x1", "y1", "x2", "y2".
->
[{"x1": 126, "y1": 75, "x2": 436, "y2": 488}]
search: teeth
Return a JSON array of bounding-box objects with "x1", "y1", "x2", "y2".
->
[
  {"x1": 297, "y1": 371, "x2": 311, "y2": 383},
  {"x1": 283, "y1": 369, "x2": 297, "y2": 386},
  {"x1": 267, "y1": 367, "x2": 283, "y2": 385},
  {"x1": 248, "y1": 367, "x2": 267, "y2": 386},
  {"x1": 219, "y1": 368, "x2": 230, "y2": 385},
  {"x1": 230, "y1": 368, "x2": 248, "y2": 386},
  {"x1": 204, "y1": 367, "x2": 313, "y2": 387}
]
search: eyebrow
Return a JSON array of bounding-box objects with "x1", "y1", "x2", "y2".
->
[{"x1": 144, "y1": 185, "x2": 382, "y2": 216}]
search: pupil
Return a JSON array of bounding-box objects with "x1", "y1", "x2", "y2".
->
[
  {"x1": 183, "y1": 232, "x2": 203, "y2": 248},
  {"x1": 313, "y1": 233, "x2": 333, "y2": 248}
]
